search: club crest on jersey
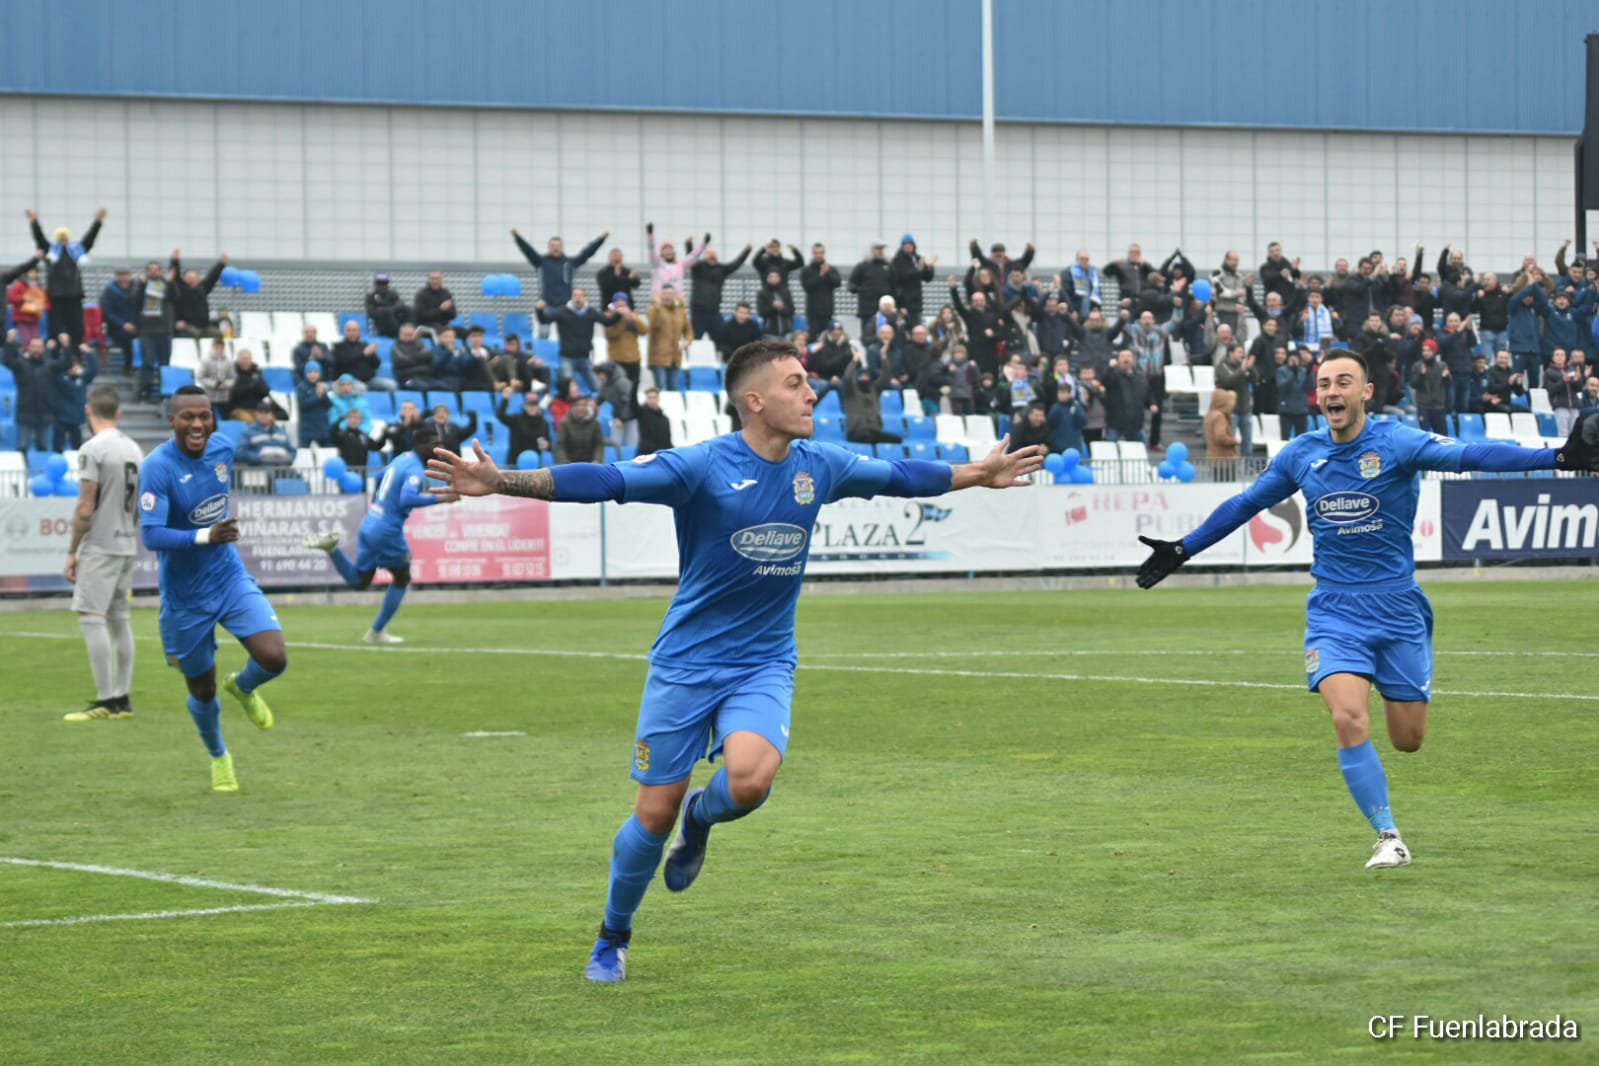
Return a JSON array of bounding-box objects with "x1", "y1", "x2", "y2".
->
[
  {"x1": 214, "y1": 462, "x2": 229, "y2": 484},
  {"x1": 1305, "y1": 647, "x2": 1320, "y2": 675},
  {"x1": 139, "y1": 491, "x2": 156, "y2": 512},
  {"x1": 793, "y1": 471, "x2": 815, "y2": 505},
  {"x1": 634, "y1": 740, "x2": 650, "y2": 772},
  {"x1": 1358, "y1": 451, "x2": 1382, "y2": 479}
]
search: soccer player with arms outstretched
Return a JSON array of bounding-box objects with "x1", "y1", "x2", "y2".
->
[
  {"x1": 1136, "y1": 349, "x2": 1599, "y2": 869},
  {"x1": 427, "y1": 338, "x2": 1044, "y2": 981},
  {"x1": 304, "y1": 425, "x2": 459, "y2": 643},
  {"x1": 139, "y1": 386, "x2": 288, "y2": 791}
]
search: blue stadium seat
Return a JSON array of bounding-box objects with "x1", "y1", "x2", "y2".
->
[
  {"x1": 274, "y1": 477, "x2": 310, "y2": 496},
  {"x1": 686, "y1": 366, "x2": 722, "y2": 392},
  {"x1": 618, "y1": 446, "x2": 637, "y2": 460},
  {"x1": 469, "y1": 311, "x2": 499, "y2": 337},
  {"x1": 337, "y1": 312, "x2": 366, "y2": 336},
  {"x1": 844, "y1": 442, "x2": 873, "y2": 457},
  {"x1": 394, "y1": 389, "x2": 426, "y2": 415},
  {"x1": 604, "y1": 444, "x2": 621, "y2": 463},
  {"x1": 873, "y1": 442, "x2": 907, "y2": 460},
  {"x1": 217, "y1": 419, "x2": 250, "y2": 441},
  {"x1": 366, "y1": 391, "x2": 396, "y2": 420},
  {"x1": 1535, "y1": 412, "x2": 1559, "y2": 436},
  {"x1": 461, "y1": 392, "x2": 496, "y2": 418},
  {"x1": 995, "y1": 413, "x2": 1011, "y2": 437},
  {"x1": 815, "y1": 391, "x2": 842, "y2": 416},
  {"x1": 372, "y1": 337, "x2": 395, "y2": 360},
  {"x1": 449, "y1": 313, "x2": 469, "y2": 332},
  {"x1": 160, "y1": 366, "x2": 194, "y2": 395},
  {"x1": 814, "y1": 414, "x2": 845, "y2": 440},
  {"x1": 1401, "y1": 414, "x2": 1420, "y2": 429},
  {"x1": 1310, "y1": 414, "x2": 1326, "y2": 431},
  {"x1": 879, "y1": 391, "x2": 904, "y2": 417},
  {"x1": 366, "y1": 450, "x2": 386, "y2": 469},
  {"x1": 0, "y1": 422, "x2": 15, "y2": 449},
  {"x1": 880, "y1": 414, "x2": 906, "y2": 438},
  {"x1": 503, "y1": 313, "x2": 533, "y2": 342},
  {"x1": 904, "y1": 415, "x2": 934, "y2": 440},
  {"x1": 907, "y1": 440, "x2": 936, "y2": 460},
  {"x1": 793, "y1": 314, "x2": 807, "y2": 334},
  {"x1": 0, "y1": 365, "x2": 13, "y2": 388},
  {"x1": 25, "y1": 448, "x2": 56, "y2": 472},
  {"x1": 1453, "y1": 413, "x2": 1486, "y2": 440},
  {"x1": 937, "y1": 442, "x2": 969, "y2": 462},
  {"x1": 532, "y1": 338, "x2": 559, "y2": 362},
  {"x1": 482, "y1": 437, "x2": 510, "y2": 466},
  {"x1": 262, "y1": 366, "x2": 295, "y2": 393},
  {"x1": 426, "y1": 391, "x2": 461, "y2": 417},
  {"x1": 598, "y1": 401, "x2": 614, "y2": 424}
]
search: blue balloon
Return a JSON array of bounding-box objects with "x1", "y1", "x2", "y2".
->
[
  {"x1": 53, "y1": 479, "x2": 80, "y2": 497},
  {"x1": 1176, "y1": 461, "x2": 1197, "y2": 483},
  {"x1": 45, "y1": 453, "x2": 69, "y2": 483},
  {"x1": 339, "y1": 471, "x2": 365, "y2": 494},
  {"x1": 498, "y1": 274, "x2": 523, "y2": 297},
  {"x1": 1157, "y1": 461, "x2": 1176, "y2": 479},
  {"x1": 1043, "y1": 453, "x2": 1066, "y2": 475},
  {"x1": 1070, "y1": 466, "x2": 1095, "y2": 484},
  {"x1": 220, "y1": 266, "x2": 242, "y2": 287},
  {"x1": 29, "y1": 474, "x2": 54, "y2": 497},
  {"x1": 481, "y1": 274, "x2": 503, "y2": 296},
  {"x1": 239, "y1": 270, "x2": 262, "y2": 293},
  {"x1": 1051, "y1": 470, "x2": 1071, "y2": 484},
  {"x1": 322, "y1": 455, "x2": 348, "y2": 481},
  {"x1": 516, "y1": 450, "x2": 542, "y2": 470},
  {"x1": 1060, "y1": 447, "x2": 1080, "y2": 471},
  {"x1": 1190, "y1": 279, "x2": 1213, "y2": 303},
  {"x1": 1166, "y1": 441, "x2": 1189, "y2": 463}
]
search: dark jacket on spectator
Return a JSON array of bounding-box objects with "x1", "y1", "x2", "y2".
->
[
  {"x1": 848, "y1": 257, "x2": 894, "y2": 319},
  {"x1": 1259, "y1": 256, "x2": 1299, "y2": 303},
  {"x1": 1060, "y1": 315, "x2": 1126, "y2": 376},
  {"x1": 898, "y1": 339, "x2": 937, "y2": 385},
  {"x1": 689, "y1": 245, "x2": 752, "y2": 315},
  {"x1": 1408, "y1": 357, "x2": 1448, "y2": 410},
  {"x1": 392, "y1": 338, "x2": 433, "y2": 386},
  {"x1": 430, "y1": 412, "x2": 478, "y2": 454},
  {"x1": 889, "y1": 245, "x2": 934, "y2": 320},
  {"x1": 172, "y1": 258, "x2": 225, "y2": 330},
  {"x1": 1046, "y1": 398, "x2": 1087, "y2": 453},
  {"x1": 800, "y1": 261, "x2": 843, "y2": 330},
  {"x1": 331, "y1": 338, "x2": 380, "y2": 383},
  {"x1": 1103, "y1": 365, "x2": 1150, "y2": 436},
  {"x1": 1438, "y1": 277, "x2": 1477, "y2": 323},
  {"x1": 413, "y1": 284, "x2": 456, "y2": 331},
  {"x1": 496, "y1": 393, "x2": 552, "y2": 460},
  {"x1": 100, "y1": 278, "x2": 138, "y2": 339},
  {"x1": 1214, "y1": 356, "x2": 1255, "y2": 415},
  {"x1": 636, "y1": 405, "x2": 674, "y2": 455},
  {"x1": 1507, "y1": 284, "x2": 1546, "y2": 353},
  {"x1": 330, "y1": 421, "x2": 382, "y2": 468},
  {"x1": 537, "y1": 303, "x2": 619, "y2": 361},
  {"x1": 515, "y1": 233, "x2": 605, "y2": 306},
  {"x1": 840, "y1": 359, "x2": 893, "y2": 439},
  {"x1": 296, "y1": 379, "x2": 333, "y2": 444},
  {"x1": 753, "y1": 247, "x2": 804, "y2": 284},
  {"x1": 1542, "y1": 294, "x2": 1591, "y2": 356},
  {"x1": 948, "y1": 284, "x2": 1003, "y2": 375},
  {"x1": 1032, "y1": 309, "x2": 1071, "y2": 358},
  {"x1": 1435, "y1": 325, "x2": 1478, "y2": 375},
  {"x1": 227, "y1": 366, "x2": 272, "y2": 414},
  {"x1": 1472, "y1": 286, "x2": 1511, "y2": 333},
  {"x1": 555, "y1": 409, "x2": 606, "y2": 464},
  {"x1": 715, "y1": 316, "x2": 764, "y2": 362},
  {"x1": 1104, "y1": 259, "x2": 1153, "y2": 305},
  {"x1": 32, "y1": 218, "x2": 101, "y2": 300},
  {"x1": 51, "y1": 350, "x2": 97, "y2": 424},
  {"x1": 2, "y1": 344, "x2": 64, "y2": 427},
  {"x1": 133, "y1": 272, "x2": 177, "y2": 336},
  {"x1": 365, "y1": 286, "x2": 408, "y2": 336},
  {"x1": 596, "y1": 264, "x2": 641, "y2": 309},
  {"x1": 756, "y1": 277, "x2": 797, "y2": 335},
  {"x1": 1275, "y1": 363, "x2": 1311, "y2": 415},
  {"x1": 809, "y1": 336, "x2": 855, "y2": 382},
  {"x1": 1486, "y1": 364, "x2": 1525, "y2": 408}
]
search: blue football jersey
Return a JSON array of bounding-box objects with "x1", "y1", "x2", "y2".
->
[
  {"x1": 363, "y1": 451, "x2": 432, "y2": 539},
  {"x1": 138, "y1": 433, "x2": 251, "y2": 606},
  {"x1": 1219, "y1": 421, "x2": 1480, "y2": 584},
  {"x1": 616, "y1": 433, "x2": 896, "y2": 668}
]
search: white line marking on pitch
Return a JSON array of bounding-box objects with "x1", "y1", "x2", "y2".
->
[
  {"x1": 462, "y1": 730, "x2": 527, "y2": 737},
  {"x1": 4, "y1": 632, "x2": 1597, "y2": 702},
  {"x1": 0, "y1": 857, "x2": 372, "y2": 929}
]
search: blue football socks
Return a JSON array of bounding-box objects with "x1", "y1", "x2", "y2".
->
[
  {"x1": 603, "y1": 815, "x2": 669, "y2": 932},
  {"x1": 187, "y1": 695, "x2": 225, "y2": 757},
  {"x1": 235, "y1": 657, "x2": 284, "y2": 695},
  {"x1": 1338, "y1": 740, "x2": 1397, "y2": 833},
  {"x1": 372, "y1": 584, "x2": 407, "y2": 633},
  {"x1": 328, "y1": 548, "x2": 362, "y2": 587},
  {"x1": 688, "y1": 767, "x2": 768, "y2": 830}
]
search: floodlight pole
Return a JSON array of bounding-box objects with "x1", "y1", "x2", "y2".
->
[{"x1": 981, "y1": 0, "x2": 996, "y2": 243}]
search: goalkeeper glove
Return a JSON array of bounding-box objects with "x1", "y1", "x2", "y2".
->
[{"x1": 1135, "y1": 535, "x2": 1188, "y2": 589}]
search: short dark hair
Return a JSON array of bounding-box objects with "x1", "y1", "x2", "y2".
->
[
  {"x1": 725, "y1": 338, "x2": 802, "y2": 399},
  {"x1": 735, "y1": 301, "x2": 752, "y2": 311},
  {"x1": 1320, "y1": 347, "x2": 1368, "y2": 378},
  {"x1": 504, "y1": 332, "x2": 521, "y2": 344},
  {"x1": 412, "y1": 425, "x2": 440, "y2": 452},
  {"x1": 88, "y1": 385, "x2": 120, "y2": 420},
  {"x1": 173, "y1": 384, "x2": 207, "y2": 399}
]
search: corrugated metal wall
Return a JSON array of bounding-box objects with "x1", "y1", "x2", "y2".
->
[{"x1": 3, "y1": 0, "x2": 1590, "y2": 133}]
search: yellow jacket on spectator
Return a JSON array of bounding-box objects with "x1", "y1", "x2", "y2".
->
[{"x1": 648, "y1": 301, "x2": 692, "y2": 368}]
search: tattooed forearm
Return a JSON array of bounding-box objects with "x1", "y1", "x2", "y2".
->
[{"x1": 495, "y1": 468, "x2": 556, "y2": 499}]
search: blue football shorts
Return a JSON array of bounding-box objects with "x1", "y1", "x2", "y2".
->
[
  {"x1": 355, "y1": 519, "x2": 411, "y2": 572},
  {"x1": 630, "y1": 660, "x2": 795, "y2": 784},
  {"x1": 161, "y1": 579, "x2": 282, "y2": 677},
  {"x1": 1304, "y1": 582, "x2": 1434, "y2": 703}
]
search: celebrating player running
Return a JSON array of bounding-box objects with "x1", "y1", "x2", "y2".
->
[
  {"x1": 427, "y1": 337, "x2": 1043, "y2": 982},
  {"x1": 1136, "y1": 349, "x2": 1599, "y2": 869}
]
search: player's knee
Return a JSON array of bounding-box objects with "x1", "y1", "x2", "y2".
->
[
  {"x1": 1392, "y1": 735, "x2": 1424, "y2": 753},
  {"x1": 633, "y1": 793, "x2": 680, "y2": 835},
  {"x1": 188, "y1": 680, "x2": 217, "y2": 702},
  {"x1": 256, "y1": 649, "x2": 288, "y2": 675},
  {"x1": 727, "y1": 765, "x2": 777, "y2": 809},
  {"x1": 391, "y1": 568, "x2": 412, "y2": 589},
  {"x1": 355, "y1": 571, "x2": 377, "y2": 590}
]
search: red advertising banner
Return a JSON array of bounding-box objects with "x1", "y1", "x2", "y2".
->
[{"x1": 394, "y1": 496, "x2": 553, "y2": 584}]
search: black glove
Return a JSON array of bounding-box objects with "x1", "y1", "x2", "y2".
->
[
  {"x1": 1554, "y1": 410, "x2": 1599, "y2": 472},
  {"x1": 1136, "y1": 535, "x2": 1188, "y2": 589}
]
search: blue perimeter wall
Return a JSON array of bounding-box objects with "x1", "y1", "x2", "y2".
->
[{"x1": 2, "y1": 0, "x2": 1592, "y2": 134}]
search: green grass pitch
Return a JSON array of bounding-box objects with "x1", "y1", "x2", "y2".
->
[{"x1": 1, "y1": 582, "x2": 1594, "y2": 1064}]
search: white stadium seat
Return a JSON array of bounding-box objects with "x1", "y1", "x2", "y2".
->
[
  {"x1": 302, "y1": 312, "x2": 338, "y2": 339},
  {"x1": 683, "y1": 391, "x2": 717, "y2": 419},
  {"x1": 1164, "y1": 366, "x2": 1194, "y2": 393},
  {"x1": 1527, "y1": 388, "x2": 1553, "y2": 414},
  {"x1": 238, "y1": 311, "x2": 274, "y2": 338},
  {"x1": 1509, "y1": 412, "x2": 1542, "y2": 443},
  {"x1": 1483, "y1": 412, "x2": 1513, "y2": 440},
  {"x1": 656, "y1": 391, "x2": 687, "y2": 421},
  {"x1": 935, "y1": 414, "x2": 967, "y2": 443},
  {"x1": 1190, "y1": 366, "x2": 1215, "y2": 393},
  {"x1": 962, "y1": 416, "x2": 998, "y2": 449}
]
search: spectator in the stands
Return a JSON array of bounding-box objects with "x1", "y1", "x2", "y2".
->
[
  {"x1": 236, "y1": 401, "x2": 296, "y2": 466},
  {"x1": 27, "y1": 208, "x2": 103, "y2": 347},
  {"x1": 998, "y1": 353, "x2": 1040, "y2": 414},
  {"x1": 1127, "y1": 307, "x2": 1177, "y2": 368},
  {"x1": 535, "y1": 288, "x2": 617, "y2": 394},
  {"x1": 635, "y1": 387, "x2": 674, "y2": 455},
  {"x1": 380, "y1": 400, "x2": 424, "y2": 457},
  {"x1": 1470, "y1": 272, "x2": 1511, "y2": 358},
  {"x1": 646, "y1": 284, "x2": 692, "y2": 391},
  {"x1": 1408, "y1": 340, "x2": 1449, "y2": 435},
  {"x1": 292, "y1": 323, "x2": 330, "y2": 382},
  {"x1": 99, "y1": 267, "x2": 137, "y2": 376},
  {"x1": 849, "y1": 242, "x2": 895, "y2": 342},
  {"x1": 1046, "y1": 382, "x2": 1086, "y2": 455},
  {"x1": 1350, "y1": 312, "x2": 1396, "y2": 411},
  {"x1": 1204, "y1": 389, "x2": 1241, "y2": 461},
  {"x1": 1197, "y1": 320, "x2": 1238, "y2": 367},
  {"x1": 865, "y1": 323, "x2": 898, "y2": 379},
  {"x1": 1210, "y1": 251, "x2": 1246, "y2": 333},
  {"x1": 49, "y1": 337, "x2": 97, "y2": 451},
  {"x1": 757, "y1": 269, "x2": 796, "y2": 336},
  {"x1": 1483, "y1": 349, "x2": 1525, "y2": 412},
  {"x1": 430, "y1": 403, "x2": 478, "y2": 453},
  {"x1": 594, "y1": 361, "x2": 636, "y2": 449},
  {"x1": 603, "y1": 295, "x2": 648, "y2": 406},
  {"x1": 1253, "y1": 342, "x2": 1281, "y2": 418},
  {"x1": 423, "y1": 327, "x2": 471, "y2": 392},
  {"x1": 889, "y1": 235, "x2": 935, "y2": 325},
  {"x1": 1463, "y1": 353, "x2": 1491, "y2": 413},
  {"x1": 968, "y1": 238, "x2": 1035, "y2": 290},
  {"x1": 714, "y1": 302, "x2": 763, "y2": 363},
  {"x1": 754, "y1": 239, "x2": 804, "y2": 287},
  {"x1": 1032, "y1": 293, "x2": 1071, "y2": 359},
  {"x1": 1542, "y1": 288, "x2": 1589, "y2": 372},
  {"x1": 1010, "y1": 403, "x2": 1051, "y2": 453},
  {"x1": 1435, "y1": 311, "x2": 1479, "y2": 412},
  {"x1": 1296, "y1": 287, "x2": 1338, "y2": 351},
  {"x1": 331, "y1": 318, "x2": 390, "y2": 389},
  {"x1": 1545, "y1": 349, "x2": 1584, "y2": 433},
  {"x1": 1214, "y1": 343, "x2": 1256, "y2": 456},
  {"x1": 947, "y1": 278, "x2": 1003, "y2": 375},
  {"x1": 1276, "y1": 346, "x2": 1313, "y2": 439},
  {"x1": 554, "y1": 394, "x2": 606, "y2": 464},
  {"x1": 171, "y1": 251, "x2": 227, "y2": 337},
  {"x1": 1246, "y1": 316, "x2": 1285, "y2": 369},
  {"x1": 329, "y1": 373, "x2": 371, "y2": 434},
  {"x1": 513, "y1": 228, "x2": 608, "y2": 324},
  {"x1": 391, "y1": 323, "x2": 434, "y2": 390},
  {"x1": 1259, "y1": 242, "x2": 1300, "y2": 304},
  {"x1": 496, "y1": 385, "x2": 552, "y2": 461},
  {"x1": 1507, "y1": 272, "x2": 1547, "y2": 391},
  {"x1": 1437, "y1": 243, "x2": 1469, "y2": 286},
  {"x1": 198, "y1": 338, "x2": 235, "y2": 419},
  {"x1": 2, "y1": 331, "x2": 60, "y2": 453},
  {"x1": 225, "y1": 349, "x2": 272, "y2": 421},
  {"x1": 1076, "y1": 364, "x2": 1107, "y2": 443},
  {"x1": 1061, "y1": 306, "x2": 1127, "y2": 378},
  {"x1": 133, "y1": 256, "x2": 178, "y2": 402},
  {"x1": 801, "y1": 244, "x2": 842, "y2": 336},
  {"x1": 945, "y1": 343, "x2": 979, "y2": 416},
  {"x1": 489, "y1": 333, "x2": 550, "y2": 395},
  {"x1": 840, "y1": 358, "x2": 901, "y2": 445},
  {"x1": 689, "y1": 236, "x2": 752, "y2": 340},
  {"x1": 930, "y1": 303, "x2": 965, "y2": 358},
  {"x1": 1104, "y1": 244, "x2": 1154, "y2": 311},
  {"x1": 898, "y1": 323, "x2": 937, "y2": 391},
  {"x1": 1103, "y1": 350, "x2": 1152, "y2": 444},
  {"x1": 7, "y1": 264, "x2": 46, "y2": 345},
  {"x1": 296, "y1": 361, "x2": 332, "y2": 447},
  {"x1": 646, "y1": 223, "x2": 703, "y2": 298},
  {"x1": 413, "y1": 271, "x2": 457, "y2": 336},
  {"x1": 1244, "y1": 276, "x2": 1302, "y2": 332},
  {"x1": 1063, "y1": 249, "x2": 1101, "y2": 318},
  {"x1": 807, "y1": 320, "x2": 855, "y2": 399},
  {"x1": 596, "y1": 246, "x2": 641, "y2": 309},
  {"x1": 330, "y1": 407, "x2": 383, "y2": 469},
  {"x1": 365, "y1": 273, "x2": 410, "y2": 338},
  {"x1": 1582, "y1": 374, "x2": 1599, "y2": 414},
  {"x1": 461, "y1": 325, "x2": 498, "y2": 391}
]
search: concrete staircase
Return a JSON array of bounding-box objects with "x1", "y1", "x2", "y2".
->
[{"x1": 98, "y1": 369, "x2": 170, "y2": 450}]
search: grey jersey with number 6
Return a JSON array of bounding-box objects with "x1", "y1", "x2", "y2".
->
[{"x1": 77, "y1": 428, "x2": 145, "y2": 556}]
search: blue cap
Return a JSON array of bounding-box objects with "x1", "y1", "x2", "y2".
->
[
  {"x1": 304, "y1": 360, "x2": 323, "y2": 375},
  {"x1": 901, "y1": 233, "x2": 916, "y2": 246}
]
